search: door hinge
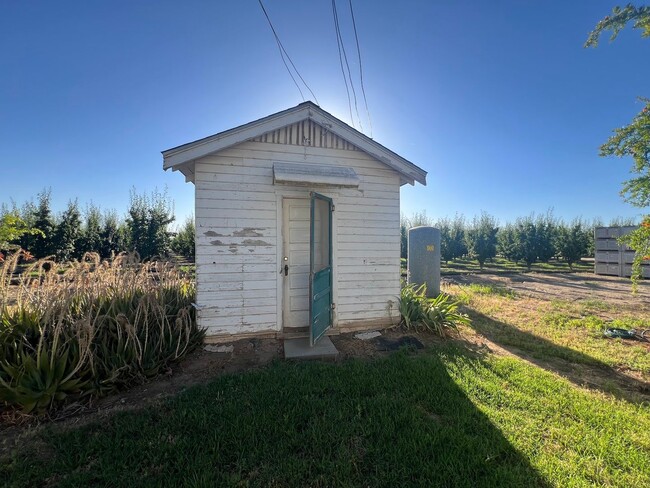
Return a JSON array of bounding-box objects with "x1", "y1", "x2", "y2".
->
[
  {"x1": 331, "y1": 204, "x2": 335, "y2": 211},
  {"x1": 331, "y1": 303, "x2": 336, "y2": 310}
]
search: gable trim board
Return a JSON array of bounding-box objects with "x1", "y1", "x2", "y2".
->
[{"x1": 162, "y1": 101, "x2": 427, "y2": 187}]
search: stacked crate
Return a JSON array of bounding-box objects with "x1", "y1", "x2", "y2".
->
[{"x1": 594, "y1": 226, "x2": 650, "y2": 278}]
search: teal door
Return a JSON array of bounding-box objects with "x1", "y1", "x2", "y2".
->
[{"x1": 310, "y1": 192, "x2": 333, "y2": 345}]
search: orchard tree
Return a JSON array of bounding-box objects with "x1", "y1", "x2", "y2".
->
[
  {"x1": 400, "y1": 213, "x2": 409, "y2": 260},
  {"x1": 126, "y1": 189, "x2": 175, "y2": 260},
  {"x1": 434, "y1": 215, "x2": 468, "y2": 264},
  {"x1": 435, "y1": 217, "x2": 453, "y2": 264},
  {"x1": 77, "y1": 204, "x2": 103, "y2": 257},
  {"x1": 171, "y1": 216, "x2": 196, "y2": 261},
  {"x1": 465, "y1": 212, "x2": 498, "y2": 269},
  {"x1": 99, "y1": 211, "x2": 128, "y2": 259},
  {"x1": 497, "y1": 214, "x2": 556, "y2": 269},
  {"x1": 555, "y1": 219, "x2": 590, "y2": 270},
  {"x1": 535, "y1": 212, "x2": 558, "y2": 263},
  {"x1": 408, "y1": 210, "x2": 434, "y2": 228},
  {"x1": 497, "y1": 223, "x2": 519, "y2": 262},
  {"x1": 449, "y1": 214, "x2": 468, "y2": 260},
  {"x1": 52, "y1": 201, "x2": 82, "y2": 262},
  {"x1": 513, "y1": 216, "x2": 539, "y2": 269},
  {"x1": 28, "y1": 190, "x2": 56, "y2": 258},
  {"x1": 587, "y1": 4, "x2": 650, "y2": 287}
]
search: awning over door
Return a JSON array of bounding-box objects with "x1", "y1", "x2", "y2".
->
[{"x1": 273, "y1": 162, "x2": 360, "y2": 188}]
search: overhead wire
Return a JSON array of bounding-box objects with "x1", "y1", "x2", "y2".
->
[
  {"x1": 332, "y1": 0, "x2": 360, "y2": 129},
  {"x1": 348, "y1": 0, "x2": 372, "y2": 137},
  {"x1": 258, "y1": 0, "x2": 319, "y2": 105}
]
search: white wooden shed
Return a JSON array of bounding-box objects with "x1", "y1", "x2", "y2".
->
[{"x1": 163, "y1": 102, "x2": 427, "y2": 344}]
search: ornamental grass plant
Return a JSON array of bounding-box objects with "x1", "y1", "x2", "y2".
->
[{"x1": 0, "y1": 251, "x2": 204, "y2": 414}]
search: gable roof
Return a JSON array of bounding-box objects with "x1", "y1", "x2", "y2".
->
[{"x1": 162, "y1": 101, "x2": 427, "y2": 186}]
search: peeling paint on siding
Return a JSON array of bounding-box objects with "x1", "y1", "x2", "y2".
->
[
  {"x1": 233, "y1": 228, "x2": 264, "y2": 237},
  {"x1": 241, "y1": 239, "x2": 271, "y2": 246}
]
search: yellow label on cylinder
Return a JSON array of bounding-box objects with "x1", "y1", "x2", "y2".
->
[{"x1": 426, "y1": 245, "x2": 435, "y2": 252}]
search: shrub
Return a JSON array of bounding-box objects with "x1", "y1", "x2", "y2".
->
[
  {"x1": 0, "y1": 251, "x2": 204, "y2": 414},
  {"x1": 398, "y1": 283, "x2": 470, "y2": 336}
]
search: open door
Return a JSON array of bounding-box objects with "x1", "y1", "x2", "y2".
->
[{"x1": 309, "y1": 192, "x2": 333, "y2": 345}]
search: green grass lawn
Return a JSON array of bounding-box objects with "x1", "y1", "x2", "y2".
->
[
  {"x1": 2, "y1": 344, "x2": 649, "y2": 487},
  {"x1": 451, "y1": 284, "x2": 650, "y2": 382}
]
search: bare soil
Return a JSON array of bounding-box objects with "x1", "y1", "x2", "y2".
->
[{"x1": 444, "y1": 272, "x2": 650, "y2": 313}]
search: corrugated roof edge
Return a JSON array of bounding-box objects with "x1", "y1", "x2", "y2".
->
[{"x1": 161, "y1": 101, "x2": 427, "y2": 185}]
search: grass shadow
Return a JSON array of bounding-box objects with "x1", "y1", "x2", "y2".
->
[
  {"x1": 1, "y1": 351, "x2": 551, "y2": 487},
  {"x1": 465, "y1": 309, "x2": 650, "y2": 404}
]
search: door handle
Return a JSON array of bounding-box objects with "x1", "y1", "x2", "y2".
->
[{"x1": 284, "y1": 264, "x2": 289, "y2": 276}]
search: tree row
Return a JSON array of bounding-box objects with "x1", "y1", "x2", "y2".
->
[
  {"x1": 0, "y1": 189, "x2": 195, "y2": 262},
  {"x1": 401, "y1": 211, "x2": 637, "y2": 270}
]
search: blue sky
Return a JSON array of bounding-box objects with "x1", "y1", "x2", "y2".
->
[{"x1": 1, "y1": 0, "x2": 648, "y2": 227}]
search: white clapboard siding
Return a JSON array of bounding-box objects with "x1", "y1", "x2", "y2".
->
[
  {"x1": 196, "y1": 190, "x2": 277, "y2": 202},
  {"x1": 337, "y1": 220, "x2": 400, "y2": 229},
  {"x1": 202, "y1": 297, "x2": 277, "y2": 308},
  {"x1": 199, "y1": 279, "x2": 277, "y2": 292},
  {"x1": 337, "y1": 257, "x2": 398, "y2": 267},
  {"x1": 337, "y1": 241, "x2": 400, "y2": 250},
  {"x1": 338, "y1": 272, "x2": 400, "y2": 282},
  {"x1": 197, "y1": 262, "x2": 277, "y2": 271},
  {"x1": 336, "y1": 302, "x2": 397, "y2": 314},
  {"x1": 196, "y1": 235, "x2": 278, "y2": 247},
  {"x1": 196, "y1": 226, "x2": 277, "y2": 240},
  {"x1": 194, "y1": 289, "x2": 276, "y2": 301},
  {"x1": 195, "y1": 140, "x2": 402, "y2": 336},
  {"x1": 195, "y1": 254, "x2": 276, "y2": 265},
  {"x1": 195, "y1": 199, "x2": 276, "y2": 211},
  {"x1": 195, "y1": 208, "x2": 276, "y2": 219}
]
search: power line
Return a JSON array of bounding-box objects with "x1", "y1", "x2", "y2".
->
[
  {"x1": 332, "y1": 0, "x2": 360, "y2": 130},
  {"x1": 348, "y1": 0, "x2": 372, "y2": 137},
  {"x1": 258, "y1": 0, "x2": 303, "y2": 101},
  {"x1": 258, "y1": 0, "x2": 319, "y2": 105}
]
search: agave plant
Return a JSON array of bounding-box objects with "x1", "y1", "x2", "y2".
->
[
  {"x1": 398, "y1": 283, "x2": 469, "y2": 336},
  {"x1": 0, "y1": 311, "x2": 94, "y2": 413}
]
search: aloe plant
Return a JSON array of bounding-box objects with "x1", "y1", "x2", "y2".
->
[
  {"x1": 398, "y1": 283, "x2": 470, "y2": 336},
  {"x1": 0, "y1": 251, "x2": 204, "y2": 414}
]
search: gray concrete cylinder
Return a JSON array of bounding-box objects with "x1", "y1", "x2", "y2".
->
[{"x1": 407, "y1": 226, "x2": 441, "y2": 297}]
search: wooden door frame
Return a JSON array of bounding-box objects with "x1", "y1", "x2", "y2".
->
[{"x1": 276, "y1": 189, "x2": 338, "y2": 333}]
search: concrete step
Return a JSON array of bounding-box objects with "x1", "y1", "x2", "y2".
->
[{"x1": 283, "y1": 336, "x2": 339, "y2": 361}]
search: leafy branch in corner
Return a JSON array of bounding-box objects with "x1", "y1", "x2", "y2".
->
[
  {"x1": 584, "y1": 4, "x2": 650, "y2": 47},
  {"x1": 586, "y1": 4, "x2": 650, "y2": 291}
]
